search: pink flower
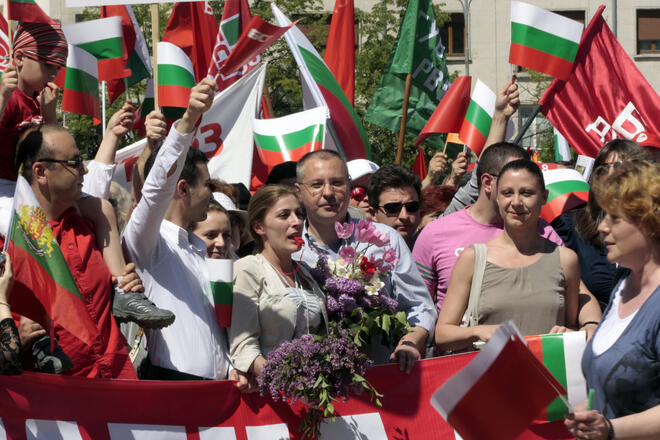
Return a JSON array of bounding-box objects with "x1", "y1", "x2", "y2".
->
[
  {"x1": 370, "y1": 232, "x2": 390, "y2": 247},
  {"x1": 354, "y1": 219, "x2": 377, "y2": 243},
  {"x1": 338, "y1": 245, "x2": 357, "y2": 264},
  {"x1": 334, "y1": 221, "x2": 355, "y2": 239},
  {"x1": 382, "y1": 248, "x2": 398, "y2": 264}
]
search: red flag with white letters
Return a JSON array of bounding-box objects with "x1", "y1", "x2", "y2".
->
[{"x1": 539, "y1": 6, "x2": 660, "y2": 158}]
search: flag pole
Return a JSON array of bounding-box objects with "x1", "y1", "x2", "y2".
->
[
  {"x1": 396, "y1": 73, "x2": 412, "y2": 165},
  {"x1": 151, "y1": 3, "x2": 159, "y2": 110},
  {"x1": 101, "y1": 80, "x2": 107, "y2": 133},
  {"x1": 513, "y1": 104, "x2": 541, "y2": 145}
]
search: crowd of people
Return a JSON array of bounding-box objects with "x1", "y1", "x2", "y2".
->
[{"x1": 0, "y1": 20, "x2": 659, "y2": 440}]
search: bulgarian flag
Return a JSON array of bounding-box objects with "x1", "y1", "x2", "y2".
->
[
  {"x1": 61, "y1": 44, "x2": 101, "y2": 125},
  {"x1": 101, "y1": 5, "x2": 153, "y2": 104},
  {"x1": 458, "y1": 79, "x2": 495, "y2": 156},
  {"x1": 6, "y1": 176, "x2": 99, "y2": 346},
  {"x1": 63, "y1": 17, "x2": 129, "y2": 82},
  {"x1": 254, "y1": 106, "x2": 326, "y2": 170},
  {"x1": 157, "y1": 41, "x2": 196, "y2": 110},
  {"x1": 272, "y1": 3, "x2": 371, "y2": 161},
  {"x1": 7, "y1": 0, "x2": 54, "y2": 24},
  {"x1": 431, "y1": 322, "x2": 567, "y2": 440},
  {"x1": 541, "y1": 168, "x2": 589, "y2": 223},
  {"x1": 525, "y1": 332, "x2": 588, "y2": 423},
  {"x1": 206, "y1": 259, "x2": 232, "y2": 328},
  {"x1": 554, "y1": 127, "x2": 572, "y2": 162},
  {"x1": 509, "y1": 1, "x2": 583, "y2": 81}
]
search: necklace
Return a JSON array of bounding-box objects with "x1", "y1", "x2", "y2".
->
[{"x1": 262, "y1": 253, "x2": 304, "y2": 276}]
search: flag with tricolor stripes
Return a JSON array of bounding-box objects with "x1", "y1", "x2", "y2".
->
[
  {"x1": 157, "y1": 41, "x2": 196, "y2": 110},
  {"x1": 509, "y1": 1, "x2": 583, "y2": 81},
  {"x1": 101, "y1": 5, "x2": 153, "y2": 103},
  {"x1": 8, "y1": 0, "x2": 54, "y2": 24},
  {"x1": 253, "y1": 106, "x2": 325, "y2": 171},
  {"x1": 63, "y1": 16, "x2": 130, "y2": 82},
  {"x1": 525, "y1": 331, "x2": 587, "y2": 423},
  {"x1": 554, "y1": 127, "x2": 572, "y2": 162},
  {"x1": 458, "y1": 79, "x2": 495, "y2": 156},
  {"x1": 206, "y1": 259, "x2": 232, "y2": 328},
  {"x1": 6, "y1": 176, "x2": 100, "y2": 347},
  {"x1": 61, "y1": 44, "x2": 101, "y2": 124},
  {"x1": 541, "y1": 168, "x2": 589, "y2": 223},
  {"x1": 272, "y1": 3, "x2": 371, "y2": 161},
  {"x1": 431, "y1": 321, "x2": 569, "y2": 440}
]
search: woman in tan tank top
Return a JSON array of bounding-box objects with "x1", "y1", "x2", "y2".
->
[{"x1": 435, "y1": 159, "x2": 580, "y2": 352}]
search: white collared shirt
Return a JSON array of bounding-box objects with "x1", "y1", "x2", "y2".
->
[{"x1": 123, "y1": 124, "x2": 230, "y2": 379}]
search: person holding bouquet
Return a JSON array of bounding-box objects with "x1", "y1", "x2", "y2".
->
[{"x1": 229, "y1": 185, "x2": 327, "y2": 382}]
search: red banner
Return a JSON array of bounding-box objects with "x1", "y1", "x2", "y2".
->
[
  {"x1": 539, "y1": 6, "x2": 660, "y2": 158},
  {"x1": 0, "y1": 356, "x2": 572, "y2": 440}
]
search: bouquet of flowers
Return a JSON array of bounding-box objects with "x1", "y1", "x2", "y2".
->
[
  {"x1": 258, "y1": 328, "x2": 380, "y2": 439},
  {"x1": 310, "y1": 220, "x2": 410, "y2": 349}
]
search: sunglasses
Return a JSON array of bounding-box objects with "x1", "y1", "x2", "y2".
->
[
  {"x1": 351, "y1": 185, "x2": 367, "y2": 202},
  {"x1": 379, "y1": 201, "x2": 420, "y2": 216}
]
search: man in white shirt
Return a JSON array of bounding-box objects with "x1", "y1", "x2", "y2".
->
[{"x1": 123, "y1": 79, "x2": 238, "y2": 381}]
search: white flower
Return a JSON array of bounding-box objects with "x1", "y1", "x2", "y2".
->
[{"x1": 365, "y1": 284, "x2": 380, "y2": 296}]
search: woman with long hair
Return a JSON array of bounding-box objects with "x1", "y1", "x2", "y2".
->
[
  {"x1": 228, "y1": 185, "x2": 327, "y2": 380},
  {"x1": 435, "y1": 159, "x2": 580, "y2": 351},
  {"x1": 566, "y1": 160, "x2": 660, "y2": 440}
]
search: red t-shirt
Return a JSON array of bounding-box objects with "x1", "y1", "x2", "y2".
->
[{"x1": 0, "y1": 89, "x2": 42, "y2": 181}]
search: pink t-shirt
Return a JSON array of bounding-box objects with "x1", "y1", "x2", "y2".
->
[{"x1": 412, "y1": 207, "x2": 564, "y2": 312}]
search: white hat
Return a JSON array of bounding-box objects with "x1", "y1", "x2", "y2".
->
[
  {"x1": 213, "y1": 192, "x2": 248, "y2": 223},
  {"x1": 347, "y1": 159, "x2": 379, "y2": 181}
]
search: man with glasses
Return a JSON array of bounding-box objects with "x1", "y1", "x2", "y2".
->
[
  {"x1": 412, "y1": 143, "x2": 564, "y2": 313},
  {"x1": 367, "y1": 164, "x2": 421, "y2": 249},
  {"x1": 294, "y1": 150, "x2": 436, "y2": 374}
]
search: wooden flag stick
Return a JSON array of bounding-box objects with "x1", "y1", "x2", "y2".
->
[
  {"x1": 5, "y1": 0, "x2": 12, "y2": 62},
  {"x1": 151, "y1": 3, "x2": 159, "y2": 110},
  {"x1": 396, "y1": 73, "x2": 412, "y2": 165}
]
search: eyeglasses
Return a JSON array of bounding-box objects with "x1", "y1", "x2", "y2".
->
[
  {"x1": 379, "y1": 201, "x2": 420, "y2": 216},
  {"x1": 38, "y1": 156, "x2": 85, "y2": 170},
  {"x1": 593, "y1": 161, "x2": 624, "y2": 178},
  {"x1": 299, "y1": 179, "x2": 348, "y2": 196},
  {"x1": 351, "y1": 185, "x2": 367, "y2": 202}
]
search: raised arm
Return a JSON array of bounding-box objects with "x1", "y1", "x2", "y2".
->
[{"x1": 123, "y1": 79, "x2": 216, "y2": 266}]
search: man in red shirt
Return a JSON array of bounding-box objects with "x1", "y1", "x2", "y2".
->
[{"x1": 10, "y1": 125, "x2": 139, "y2": 379}]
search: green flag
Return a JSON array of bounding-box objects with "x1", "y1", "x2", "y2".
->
[{"x1": 365, "y1": 0, "x2": 451, "y2": 149}]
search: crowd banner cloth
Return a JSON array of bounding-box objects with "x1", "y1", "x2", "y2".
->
[
  {"x1": 112, "y1": 63, "x2": 267, "y2": 192},
  {"x1": 509, "y1": 1, "x2": 583, "y2": 81},
  {"x1": 62, "y1": 17, "x2": 130, "y2": 82},
  {"x1": 324, "y1": 0, "x2": 355, "y2": 105},
  {"x1": 272, "y1": 2, "x2": 370, "y2": 161},
  {"x1": 415, "y1": 76, "x2": 471, "y2": 146},
  {"x1": 365, "y1": 0, "x2": 451, "y2": 155},
  {"x1": 5, "y1": 176, "x2": 99, "y2": 346},
  {"x1": 66, "y1": 0, "x2": 205, "y2": 6},
  {"x1": 539, "y1": 5, "x2": 660, "y2": 158},
  {"x1": 253, "y1": 106, "x2": 326, "y2": 171},
  {"x1": 432, "y1": 323, "x2": 584, "y2": 440},
  {"x1": 100, "y1": 5, "x2": 153, "y2": 104},
  {"x1": 0, "y1": 344, "x2": 584, "y2": 439},
  {"x1": 0, "y1": 16, "x2": 10, "y2": 75}
]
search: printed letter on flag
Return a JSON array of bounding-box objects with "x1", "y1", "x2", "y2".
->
[
  {"x1": 61, "y1": 45, "x2": 101, "y2": 124},
  {"x1": 7, "y1": 176, "x2": 99, "y2": 346},
  {"x1": 272, "y1": 3, "x2": 370, "y2": 161},
  {"x1": 509, "y1": 1, "x2": 583, "y2": 80},
  {"x1": 539, "y1": 6, "x2": 660, "y2": 157}
]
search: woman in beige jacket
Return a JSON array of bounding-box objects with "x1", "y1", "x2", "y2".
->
[{"x1": 229, "y1": 185, "x2": 327, "y2": 380}]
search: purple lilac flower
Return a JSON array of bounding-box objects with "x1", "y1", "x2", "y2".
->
[
  {"x1": 325, "y1": 277, "x2": 363, "y2": 297},
  {"x1": 379, "y1": 294, "x2": 399, "y2": 312},
  {"x1": 338, "y1": 294, "x2": 357, "y2": 313},
  {"x1": 326, "y1": 295, "x2": 340, "y2": 313},
  {"x1": 334, "y1": 221, "x2": 355, "y2": 239},
  {"x1": 309, "y1": 255, "x2": 330, "y2": 283}
]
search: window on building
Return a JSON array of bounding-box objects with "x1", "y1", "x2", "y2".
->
[
  {"x1": 439, "y1": 13, "x2": 465, "y2": 56},
  {"x1": 637, "y1": 10, "x2": 660, "y2": 54},
  {"x1": 554, "y1": 10, "x2": 585, "y2": 24},
  {"x1": 518, "y1": 106, "x2": 551, "y2": 152}
]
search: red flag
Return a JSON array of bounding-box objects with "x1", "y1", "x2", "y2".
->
[
  {"x1": 412, "y1": 146, "x2": 427, "y2": 180},
  {"x1": 324, "y1": 0, "x2": 355, "y2": 105},
  {"x1": 0, "y1": 15, "x2": 9, "y2": 74},
  {"x1": 8, "y1": 0, "x2": 54, "y2": 24},
  {"x1": 416, "y1": 76, "x2": 471, "y2": 146},
  {"x1": 431, "y1": 322, "x2": 566, "y2": 440},
  {"x1": 209, "y1": 0, "x2": 257, "y2": 91},
  {"x1": 540, "y1": 6, "x2": 660, "y2": 158},
  {"x1": 101, "y1": 5, "x2": 152, "y2": 104},
  {"x1": 219, "y1": 16, "x2": 295, "y2": 78},
  {"x1": 162, "y1": 1, "x2": 218, "y2": 83}
]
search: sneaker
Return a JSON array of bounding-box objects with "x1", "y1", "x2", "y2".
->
[
  {"x1": 112, "y1": 290, "x2": 175, "y2": 329},
  {"x1": 32, "y1": 335, "x2": 74, "y2": 374}
]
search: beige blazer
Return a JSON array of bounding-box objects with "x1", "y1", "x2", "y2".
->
[{"x1": 228, "y1": 254, "x2": 328, "y2": 372}]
